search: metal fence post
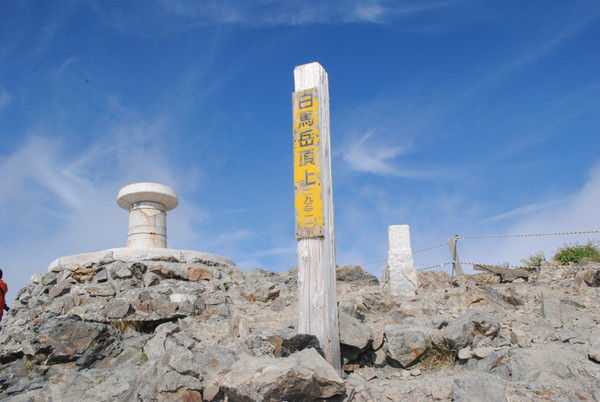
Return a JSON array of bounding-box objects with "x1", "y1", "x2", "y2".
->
[{"x1": 448, "y1": 235, "x2": 464, "y2": 276}]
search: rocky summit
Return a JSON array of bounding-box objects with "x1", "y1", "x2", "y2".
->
[{"x1": 1, "y1": 254, "x2": 600, "y2": 401}]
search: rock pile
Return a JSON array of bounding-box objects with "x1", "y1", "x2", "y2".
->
[{"x1": 1, "y1": 254, "x2": 599, "y2": 401}]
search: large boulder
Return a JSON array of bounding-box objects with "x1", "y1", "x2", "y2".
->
[
  {"x1": 437, "y1": 309, "x2": 500, "y2": 350},
  {"x1": 339, "y1": 312, "x2": 371, "y2": 351},
  {"x1": 384, "y1": 325, "x2": 434, "y2": 367},
  {"x1": 42, "y1": 317, "x2": 115, "y2": 367},
  {"x1": 219, "y1": 348, "x2": 345, "y2": 401}
]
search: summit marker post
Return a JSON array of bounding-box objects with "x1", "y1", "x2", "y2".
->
[{"x1": 293, "y1": 62, "x2": 341, "y2": 371}]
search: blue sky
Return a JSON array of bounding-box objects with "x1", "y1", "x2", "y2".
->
[{"x1": 1, "y1": 1, "x2": 600, "y2": 297}]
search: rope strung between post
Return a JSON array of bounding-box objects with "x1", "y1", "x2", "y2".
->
[
  {"x1": 460, "y1": 261, "x2": 529, "y2": 269},
  {"x1": 416, "y1": 262, "x2": 452, "y2": 271},
  {"x1": 413, "y1": 242, "x2": 447, "y2": 254},
  {"x1": 457, "y1": 229, "x2": 600, "y2": 240},
  {"x1": 358, "y1": 258, "x2": 387, "y2": 267},
  {"x1": 356, "y1": 229, "x2": 600, "y2": 267},
  {"x1": 358, "y1": 241, "x2": 447, "y2": 266}
]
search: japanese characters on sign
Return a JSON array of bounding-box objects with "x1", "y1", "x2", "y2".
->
[{"x1": 293, "y1": 87, "x2": 324, "y2": 238}]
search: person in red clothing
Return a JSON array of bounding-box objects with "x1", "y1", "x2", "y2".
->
[{"x1": 0, "y1": 269, "x2": 9, "y2": 322}]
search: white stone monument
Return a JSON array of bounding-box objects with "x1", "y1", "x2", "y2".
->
[
  {"x1": 117, "y1": 182, "x2": 179, "y2": 248},
  {"x1": 48, "y1": 182, "x2": 234, "y2": 273},
  {"x1": 385, "y1": 225, "x2": 418, "y2": 296}
]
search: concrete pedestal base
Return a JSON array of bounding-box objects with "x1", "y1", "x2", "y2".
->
[{"x1": 48, "y1": 248, "x2": 235, "y2": 272}]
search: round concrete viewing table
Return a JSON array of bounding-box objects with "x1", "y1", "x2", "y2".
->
[{"x1": 117, "y1": 182, "x2": 179, "y2": 248}]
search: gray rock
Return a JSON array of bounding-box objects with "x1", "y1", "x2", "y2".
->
[
  {"x1": 142, "y1": 272, "x2": 160, "y2": 286},
  {"x1": 453, "y1": 374, "x2": 508, "y2": 402},
  {"x1": 384, "y1": 325, "x2": 433, "y2": 367},
  {"x1": 438, "y1": 309, "x2": 500, "y2": 350},
  {"x1": 129, "y1": 262, "x2": 147, "y2": 279},
  {"x1": 43, "y1": 317, "x2": 113, "y2": 366},
  {"x1": 467, "y1": 344, "x2": 598, "y2": 387},
  {"x1": 143, "y1": 322, "x2": 179, "y2": 360},
  {"x1": 169, "y1": 293, "x2": 195, "y2": 304},
  {"x1": 371, "y1": 325, "x2": 385, "y2": 350},
  {"x1": 48, "y1": 280, "x2": 72, "y2": 299},
  {"x1": 339, "y1": 311, "x2": 371, "y2": 351},
  {"x1": 336, "y1": 265, "x2": 379, "y2": 284},
  {"x1": 263, "y1": 333, "x2": 323, "y2": 358},
  {"x1": 167, "y1": 342, "x2": 198, "y2": 376},
  {"x1": 196, "y1": 344, "x2": 236, "y2": 380},
  {"x1": 106, "y1": 299, "x2": 132, "y2": 319},
  {"x1": 589, "y1": 346, "x2": 600, "y2": 363},
  {"x1": 541, "y1": 292, "x2": 562, "y2": 328},
  {"x1": 94, "y1": 269, "x2": 108, "y2": 283},
  {"x1": 242, "y1": 282, "x2": 281, "y2": 302},
  {"x1": 113, "y1": 266, "x2": 133, "y2": 279},
  {"x1": 203, "y1": 384, "x2": 222, "y2": 401},
  {"x1": 458, "y1": 347, "x2": 472, "y2": 360},
  {"x1": 219, "y1": 348, "x2": 344, "y2": 401},
  {"x1": 472, "y1": 346, "x2": 495, "y2": 358},
  {"x1": 87, "y1": 283, "x2": 116, "y2": 297},
  {"x1": 42, "y1": 272, "x2": 58, "y2": 287},
  {"x1": 374, "y1": 348, "x2": 386, "y2": 366},
  {"x1": 47, "y1": 294, "x2": 75, "y2": 315},
  {"x1": 245, "y1": 334, "x2": 276, "y2": 355},
  {"x1": 576, "y1": 269, "x2": 600, "y2": 287},
  {"x1": 192, "y1": 297, "x2": 206, "y2": 314}
]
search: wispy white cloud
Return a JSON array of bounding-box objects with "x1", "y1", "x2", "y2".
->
[
  {"x1": 480, "y1": 198, "x2": 569, "y2": 224},
  {"x1": 250, "y1": 246, "x2": 296, "y2": 258},
  {"x1": 462, "y1": 161, "x2": 600, "y2": 266},
  {"x1": 93, "y1": 0, "x2": 465, "y2": 31},
  {"x1": 209, "y1": 229, "x2": 255, "y2": 245},
  {"x1": 0, "y1": 113, "x2": 213, "y2": 298},
  {"x1": 341, "y1": 132, "x2": 450, "y2": 179}
]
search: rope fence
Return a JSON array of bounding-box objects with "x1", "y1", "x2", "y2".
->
[
  {"x1": 457, "y1": 229, "x2": 600, "y2": 240},
  {"x1": 358, "y1": 228, "x2": 600, "y2": 275}
]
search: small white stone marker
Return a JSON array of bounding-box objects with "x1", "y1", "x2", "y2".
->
[
  {"x1": 386, "y1": 225, "x2": 418, "y2": 296},
  {"x1": 117, "y1": 182, "x2": 179, "y2": 249}
]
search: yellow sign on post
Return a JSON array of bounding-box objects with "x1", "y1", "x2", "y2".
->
[{"x1": 293, "y1": 87, "x2": 324, "y2": 238}]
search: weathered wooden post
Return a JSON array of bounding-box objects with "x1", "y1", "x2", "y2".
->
[
  {"x1": 448, "y1": 235, "x2": 464, "y2": 276},
  {"x1": 293, "y1": 62, "x2": 341, "y2": 371},
  {"x1": 384, "y1": 225, "x2": 418, "y2": 296}
]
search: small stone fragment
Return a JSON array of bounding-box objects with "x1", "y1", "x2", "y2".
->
[
  {"x1": 106, "y1": 300, "x2": 132, "y2": 319},
  {"x1": 371, "y1": 325, "x2": 385, "y2": 350},
  {"x1": 42, "y1": 272, "x2": 58, "y2": 286},
  {"x1": 113, "y1": 267, "x2": 133, "y2": 279},
  {"x1": 472, "y1": 347, "x2": 495, "y2": 359},
  {"x1": 458, "y1": 348, "x2": 473, "y2": 360},
  {"x1": 142, "y1": 272, "x2": 160, "y2": 286},
  {"x1": 94, "y1": 270, "x2": 108, "y2": 283},
  {"x1": 589, "y1": 347, "x2": 600, "y2": 363},
  {"x1": 374, "y1": 348, "x2": 386, "y2": 366},
  {"x1": 71, "y1": 267, "x2": 96, "y2": 282},
  {"x1": 87, "y1": 283, "x2": 116, "y2": 297},
  {"x1": 203, "y1": 384, "x2": 221, "y2": 401}
]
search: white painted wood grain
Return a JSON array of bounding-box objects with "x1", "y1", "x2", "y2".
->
[{"x1": 294, "y1": 62, "x2": 341, "y2": 372}]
